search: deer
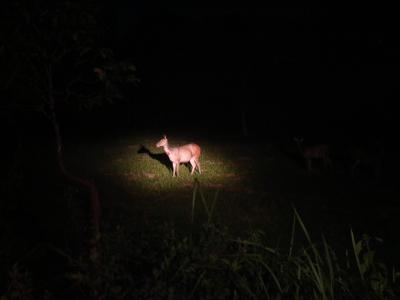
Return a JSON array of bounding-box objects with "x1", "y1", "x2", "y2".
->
[
  {"x1": 350, "y1": 141, "x2": 384, "y2": 181},
  {"x1": 293, "y1": 137, "x2": 333, "y2": 173},
  {"x1": 156, "y1": 135, "x2": 201, "y2": 177}
]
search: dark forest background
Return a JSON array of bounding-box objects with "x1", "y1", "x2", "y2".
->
[
  {"x1": 115, "y1": 1, "x2": 399, "y2": 139},
  {"x1": 3, "y1": 1, "x2": 399, "y2": 140}
]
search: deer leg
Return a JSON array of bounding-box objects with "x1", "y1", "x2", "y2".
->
[
  {"x1": 196, "y1": 159, "x2": 201, "y2": 174},
  {"x1": 190, "y1": 159, "x2": 196, "y2": 175},
  {"x1": 172, "y1": 162, "x2": 177, "y2": 177},
  {"x1": 176, "y1": 162, "x2": 180, "y2": 177}
]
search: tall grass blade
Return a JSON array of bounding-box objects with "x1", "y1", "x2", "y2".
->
[
  {"x1": 257, "y1": 271, "x2": 271, "y2": 299},
  {"x1": 293, "y1": 207, "x2": 316, "y2": 254},
  {"x1": 322, "y1": 234, "x2": 335, "y2": 299},
  {"x1": 294, "y1": 207, "x2": 333, "y2": 299},
  {"x1": 191, "y1": 179, "x2": 199, "y2": 223},
  {"x1": 207, "y1": 189, "x2": 219, "y2": 224},
  {"x1": 350, "y1": 228, "x2": 364, "y2": 281},
  {"x1": 289, "y1": 212, "x2": 296, "y2": 258},
  {"x1": 257, "y1": 259, "x2": 283, "y2": 294},
  {"x1": 293, "y1": 207, "x2": 323, "y2": 272},
  {"x1": 188, "y1": 270, "x2": 206, "y2": 299},
  {"x1": 199, "y1": 185, "x2": 210, "y2": 217},
  {"x1": 233, "y1": 239, "x2": 276, "y2": 255},
  {"x1": 303, "y1": 249, "x2": 327, "y2": 300}
]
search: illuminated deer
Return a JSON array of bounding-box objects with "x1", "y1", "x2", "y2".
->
[
  {"x1": 156, "y1": 135, "x2": 201, "y2": 177},
  {"x1": 294, "y1": 138, "x2": 333, "y2": 173}
]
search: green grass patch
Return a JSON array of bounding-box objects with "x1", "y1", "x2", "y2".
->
[
  {"x1": 2, "y1": 132, "x2": 400, "y2": 299},
  {"x1": 65, "y1": 133, "x2": 289, "y2": 237},
  {"x1": 63, "y1": 132, "x2": 400, "y2": 247}
]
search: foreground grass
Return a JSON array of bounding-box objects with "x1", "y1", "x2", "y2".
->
[{"x1": 4, "y1": 202, "x2": 399, "y2": 300}]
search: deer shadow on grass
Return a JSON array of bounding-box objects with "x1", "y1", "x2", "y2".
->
[
  {"x1": 137, "y1": 145, "x2": 192, "y2": 174},
  {"x1": 138, "y1": 145, "x2": 172, "y2": 172}
]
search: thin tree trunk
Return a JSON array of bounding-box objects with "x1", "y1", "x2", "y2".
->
[{"x1": 47, "y1": 65, "x2": 100, "y2": 259}]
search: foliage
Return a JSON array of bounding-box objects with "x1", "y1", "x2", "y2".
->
[
  {"x1": 65, "y1": 224, "x2": 159, "y2": 300},
  {"x1": 1, "y1": 188, "x2": 399, "y2": 299},
  {"x1": 128, "y1": 208, "x2": 400, "y2": 300},
  {"x1": 2, "y1": 0, "x2": 138, "y2": 115},
  {"x1": 62, "y1": 200, "x2": 399, "y2": 300},
  {"x1": 0, "y1": 264, "x2": 34, "y2": 300}
]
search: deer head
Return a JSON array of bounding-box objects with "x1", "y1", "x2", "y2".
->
[{"x1": 156, "y1": 135, "x2": 168, "y2": 148}]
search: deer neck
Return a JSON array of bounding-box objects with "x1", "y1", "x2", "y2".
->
[{"x1": 163, "y1": 143, "x2": 172, "y2": 156}]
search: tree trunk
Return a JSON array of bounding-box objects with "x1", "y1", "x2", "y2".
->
[{"x1": 47, "y1": 65, "x2": 100, "y2": 260}]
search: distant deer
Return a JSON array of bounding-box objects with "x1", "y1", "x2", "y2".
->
[
  {"x1": 350, "y1": 142, "x2": 384, "y2": 180},
  {"x1": 294, "y1": 138, "x2": 333, "y2": 173},
  {"x1": 156, "y1": 135, "x2": 201, "y2": 177}
]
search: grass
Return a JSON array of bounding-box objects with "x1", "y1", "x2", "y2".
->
[
  {"x1": 62, "y1": 131, "x2": 400, "y2": 255},
  {"x1": 58, "y1": 204, "x2": 400, "y2": 299},
  {"x1": 2, "y1": 131, "x2": 400, "y2": 299},
  {"x1": 64, "y1": 133, "x2": 290, "y2": 236}
]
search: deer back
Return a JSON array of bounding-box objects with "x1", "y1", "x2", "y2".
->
[{"x1": 168, "y1": 143, "x2": 201, "y2": 163}]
